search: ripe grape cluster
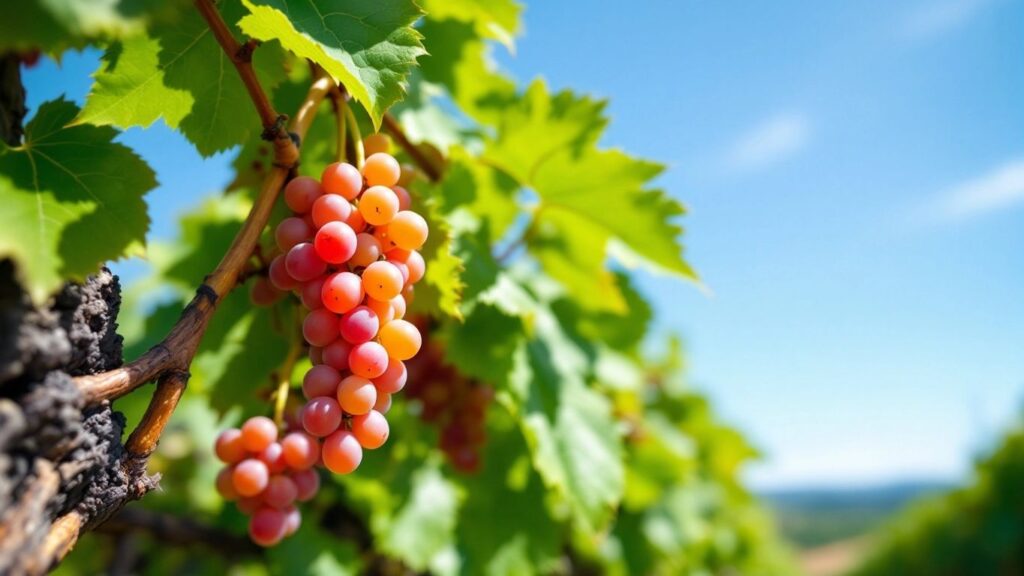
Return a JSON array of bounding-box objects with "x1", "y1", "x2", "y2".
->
[
  {"x1": 219, "y1": 152, "x2": 427, "y2": 546},
  {"x1": 406, "y1": 339, "x2": 493, "y2": 473}
]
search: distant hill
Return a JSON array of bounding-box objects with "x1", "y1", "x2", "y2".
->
[{"x1": 759, "y1": 480, "x2": 952, "y2": 549}]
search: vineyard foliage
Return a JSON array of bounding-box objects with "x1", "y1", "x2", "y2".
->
[{"x1": 2, "y1": 0, "x2": 794, "y2": 573}]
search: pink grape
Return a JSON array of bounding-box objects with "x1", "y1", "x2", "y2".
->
[
  {"x1": 284, "y1": 506, "x2": 301, "y2": 536},
  {"x1": 309, "y1": 345, "x2": 323, "y2": 365},
  {"x1": 216, "y1": 466, "x2": 239, "y2": 500},
  {"x1": 405, "y1": 251, "x2": 425, "y2": 285},
  {"x1": 346, "y1": 208, "x2": 367, "y2": 233},
  {"x1": 300, "y1": 277, "x2": 326, "y2": 310},
  {"x1": 350, "y1": 233, "x2": 383, "y2": 268},
  {"x1": 339, "y1": 306, "x2": 379, "y2": 344},
  {"x1": 275, "y1": 217, "x2": 312, "y2": 251},
  {"x1": 391, "y1": 295, "x2": 407, "y2": 319},
  {"x1": 258, "y1": 442, "x2": 288, "y2": 474},
  {"x1": 322, "y1": 339, "x2": 352, "y2": 371},
  {"x1": 237, "y1": 496, "x2": 262, "y2": 515},
  {"x1": 284, "y1": 176, "x2": 322, "y2": 213},
  {"x1": 215, "y1": 428, "x2": 247, "y2": 464},
  {"x1": 268, "y1": 255, "x2": 300, "y2": 291},
  {"x1": 302, "y1": 364, "x2": 340, "y2": 399},
  {"x1": 232, "y1": 458, "x2": 270, "y2": 497},
  {"x1": 314, "y1": 221, "x2": 357, "y2": 264},
  {"x1": 281, "y1": 432, "x2": 319, "y2": 470},
  {"x1": 262, "y1": 475, "x2": 298, "y2": 509},
  {"x1": 337, "y1": 375, "x2": 377, "y2": 416},
  {"x1": 241, "y1": 416, "x2": 278, "y2": 452},
  {"x1": 302, "y1": 397, "x2": 342, "y2": 437},
  {"x1": 388, "y1": 259, "x2": 410, "y2": 284},
  {"x1": 373, "y1": 359, "x2": 407, "y2": 394},
  {"x1": 249, "y1": 277, "x2": 284, "y2": 307},
  {"x1": 374, "y1": 392, "x2": 392, "y2": 414},
  {"x1": 285, "y1": 242, "x2": 327, "y2": 282},
  {"x1": 392, "y1": 186, "x2": 412, "y2": 211},
  {"x1": 321, "y1": 272, "x2": 364, "y2": 314},
  {"x1": 302, "y1": 309, "x2": 339, "y2": 347},
  {"x1": 348, "y1": 341, "x2": 389, "y2": 379},
  {"x1": 292, "y1": 469, "x2": 320, "y2": 502},
  {"x1": 249, "y1": 507, "x2": 287, "y2": 547},
  {"x1": 350, "y1": 410, "x2": 389, "y2": 449},
  {"x1": 311, "y1": 194, "x2": 353, "y2": 228},
  {"x1": 322, "y1": 430, "x2": 363, "y2": 474},
  {"x1": 321, "y1": 162, "x2": 363, "y2": 200}
]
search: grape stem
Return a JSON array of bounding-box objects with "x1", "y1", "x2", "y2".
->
[
  {"x1": 272, "y1": 323, "x2": 303, "y2": 427},
  {"x1": 382, "y1": 112, "x2": 442, "y2": 182},
  {"x1": 344, "y1": 103, "x2": 365, "y2": 169}
]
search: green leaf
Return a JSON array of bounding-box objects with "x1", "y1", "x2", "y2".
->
[
  {"x1": 418, "y1": 19, "x2": 517, "y2": 126},
  {"x1": 238, "y1": 0, "x2": 425, "y2": 129},
  {"x1": 409, "y1": 199, "x2": 464, "y2": 320},
  {"x1": 0, "y1": 98, "x2": 155, "y2": 303},
  {"x1": 420, "y1": 0, "x2": 523, "y2": 49},
  {"x1": 511, "y1": 306, "x2": 625, "y2": 533},
  {"x1": 76, "y1": 0, "x2": 286, "y2": 156},
  {"x1": 0, "y1": 0, "x2": 186, "y2": 51},
  {"x1": 269, "y1": 523, "x2": 362, "y2": 575},
  {"x1": 376, "y1": 463, "x2": 461, "y2": 571}
]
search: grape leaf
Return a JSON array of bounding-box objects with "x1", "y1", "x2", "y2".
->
[
  {"x1": 409, "y1": 199, "x2": 464, "y2": 320},
  {"x1": 420, "y1": 0, "x2": 523, "y2": 49},
  {"x1": 0, "y1": 98, "x2": 155, "y2": 303},
  {"x1": 376, "y1": 464, "x2": 461, "y2": 571},
  {"x1": 75, "y1": 0, "x2": 286, "y2": 156},
  {"x1": 238, "y1": 0, "x2": 425, "y2": 129},
  {"x1": 0, "y1": 0, "x2": 186, "y2": 51},
  {"x1": 419, "y1": 19, "x2": 517, "y2": 126}
]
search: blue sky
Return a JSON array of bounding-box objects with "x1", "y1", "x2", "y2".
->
[{"x1": 21, "y1": 0, "x2": 1024, "y2": 489}]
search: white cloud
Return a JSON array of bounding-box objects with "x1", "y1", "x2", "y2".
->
[
  {"x1": 725, "y1": 112, "x2": 810, "y2": 171},
  {"x1": 927, "y1": 159, "x2": 1024, "y2": 223},
  {"x1": 902, "y1": 0, "x2": 995, "y2": 40}
]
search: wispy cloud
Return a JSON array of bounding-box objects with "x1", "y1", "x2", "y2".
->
[
  {"x1": 902, "y1": 0, "x2": 995, "y2": 40},
  {"x1": 725, "y1": 112, "x2": 810, "y2": 171},
  {"x1": 925, "y1": 159, "x2": 1024, "y2": 223}
]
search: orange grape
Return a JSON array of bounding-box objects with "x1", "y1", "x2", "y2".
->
[
  {"x1": 363, "y1": 133, "x2": 392, "y2": 156},
  {"x1": 378, "y1": 319, "x2": 421, "y2": 360},
  {"x1": 215, "y1": 428, "x2": 248, "y2": 464},
  {"x1": 241, "y1": 416, "x2": 278, "y2": 452},
  {"x1": 358, "y1": 185, "x2": 399, "y2": 226},
  {"x1": 350, "y1": 410, "x2": 389, "y2": 449},
  {"x1": 322, "y1": 430, "x2": 363, "y2": 474},
  {"x1": 362, "y1": 153, "x2": 400, "y2": 187},
  {"x1": 362, "y1": 261, "x2": 404, "y2": 301},
  {"x1": 232, "y1": 459, "x2": 270, "y2": 497},
  {"x1": 337, "y1": 375, "x2": 377, "y2": 415},
  {"x1": 388, "y1": 211, "x2": 428, "y2": 250},
  {"x1": 321, "y1": 162, "x2": 363, "y2": 200}
]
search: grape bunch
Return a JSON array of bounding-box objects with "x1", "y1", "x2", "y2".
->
[
  {"x1": 219, "y1": 151, "x2": 427, "y2": 546},
  {"x1": 405, "y1": 338, "x2": 493, "y2": 474}
]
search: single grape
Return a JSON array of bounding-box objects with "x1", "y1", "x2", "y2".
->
[
  {"x1": 339, "y1": 306, "x2": 379, "y2": 344},
  {"x1": 337, "y1": 375, "x2": 377, "y2": 416},
  {"x1": 302, "y1": 397, "x2": 343, "y2": 437},
  {"x1": 321, "y1": 162, "x2": 363, "y2": 200},
  {"x1": 268, "y1": 254, "x2": 300, "y2": 291},
  {"x1": 392, "y1": 186, "x2": 412, "y2": 211},
  {"x1": 358, "y1": 186, "x2": 400, "y2": 226},
  {"x1": 388, "y1": 211, "x2": 428, "y2": 250},
  {"x1": 322, "y1": 430, "x2": 363, "y2": 475},
  {"x1": 350, "y1": 233, "x2": 383, "y2": 268},
  {"x1": 216, "y1": 466, "x2": 239, "y2": 500},
  {"x1": 350, "y1": 410, "x2": 390, "y2": 449},
  {"x1": 303, "y1": 364, "x2": 340, "y2": 399},
  {"x1": 281, "y1": 432, "x2": 319, "y2": 470},
  {"x1": 275, "y1": 217, "x2": 312, "y2": 252},
  {"x1": 388, "y1": 259, "x2": 410, "y2": 284},
  {"x1": 321, "y1": 272, "x2": 364, "y2": 314},
  {"x1": 378, "y1": 320, "x2": 422, "y2": 361},
  {"x1": 302, "y1": 309, "x2": 339, "y2": 347},
  {"x1": 362, "y1": 261, "x2": 404, "y2": 301},
  {"x1": 262, "y1": 475, "x2": 298, "y2": 509},
  {"x1": 300, "y1": 277, "x2": 326, "y2": 310},
  {"x1": 391, "y1": 295, "x2": 407, "y2": 319},
  {"x1": 284, "y1": 176, "x2": 323, "y2": 213},
  {"x1": 258, "y1": 442, "x2": 288, "y2": 474},
  {"x1": 232, "y1": 459, "x2": 270, "y2": 497},
  {"x1": 348, "y1": 341, "x2": 389, "y2": 379},
  {"x1": 314, "y1": 221, "x2": 357, "y2": 264},
  {"x1": 362, "y1": 153, "x2": 401, "y2": 187},
  {"x1": 365, "y1": 297, "x2": 395, "y2": 324},
  {"x1": 241, "y1": 416, "x2": 278, "y2": 452},
  {"x1": 215, "y1": 428, "x2": 248, "y2": 464},
  {"x1": 363, "y1": 133, "x2": 392, "y2": 156},
  {"x1": 374, "y1": 392, "x2": 392, "y2": 414},
  {"x1": 311, "y1": 194, "x2": 353, "y2": 228},
  {"x1": 322, "y1": 339, "x2": 352, "y2": 371},
  {"x1": 372, "y1": 359, "x2": 407, "y2": 394},
  {"x1": 346, "y1": 208, "x2": 367, "y2": 233},
  {"x1": 285, "y1": 242, "x2": 327, "y2": 283},
  {"x1": 292, "y1": 469, "x2": 320, "y2": 502},
  {"x1": 385, "y1": 248, "x2": 410, "y2": 262},
  {"x1": 283, "y1": 506, "x2": 302, "y2": 536},
  {"x1": 250, "y1": 277, "x2": 285, "y2": 307},
  {"x1": 405, "y1": 251, "x2": 425, "y2": 285},
  {"x1": 249, "y1": 507, "x2": 288, "y2": 547}
]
